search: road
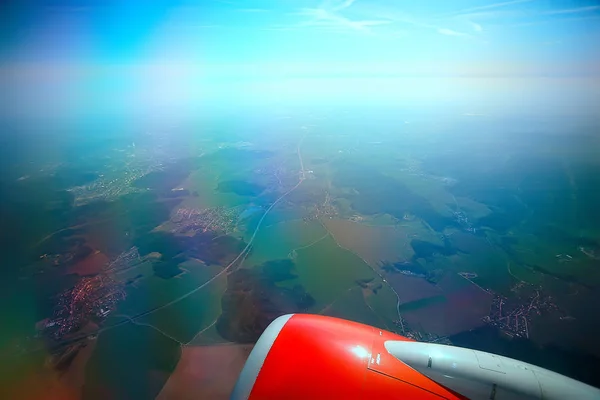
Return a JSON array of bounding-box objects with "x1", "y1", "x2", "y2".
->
[
  {"x1": 129, "y1": 132, "x2": 308, "y2": 320},
  {"x1": 43, "y1": 133, "x2": 309, "y2": 349},
  {"x1": 318, "y1": 218, "x2": 405, "y2": 329}
]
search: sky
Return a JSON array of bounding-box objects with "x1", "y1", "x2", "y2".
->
[
  {"x1": 0, "y1": 0, "x2": 599, "y2": 118},
  {"x1": 2, "y1": 0, "x2": 599, "y2": 75}
]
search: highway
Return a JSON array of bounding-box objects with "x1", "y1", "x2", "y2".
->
[
  {"x1": 127, "y1": 133, "x2": 308, "y2": 321},
  {"x1": 47, "y1": 133, "x2": 310, "y2": 347}
]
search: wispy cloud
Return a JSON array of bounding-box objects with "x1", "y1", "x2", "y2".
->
[
  {"x1": 511, "y1": 13, "x2": 600, "y2": 27},
  {"x1": 293, "y1": 0, "x2": 475, "y2": 39},
  {"x1": 470, "y1": 21, "x2": 483, "y2": 32},
  {"x1": 380, "y1": 12, "x2": 474, "y2": 38},
  {"x1": 451, "y1": 1, "x2": 600, "y2": 26},
  {"x1": 451, "y1": 0, "x2": 534, "y2": 16},
  {"x1": 295, "y1": 0, "x2": 392, "y2": 34},
  {"x1": 299, "y1": 12, "x2": 392, "y2": 33},
  {"x1": 543, "y1": 5, "x2": 600, "y2": 15},
  {"x1": 332, "y1": 0, "x2": 356, "y2": 12}
]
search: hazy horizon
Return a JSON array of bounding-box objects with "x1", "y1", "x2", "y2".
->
[{"x1": 1, "y1": 0, "x2": 600, "y2": 121}]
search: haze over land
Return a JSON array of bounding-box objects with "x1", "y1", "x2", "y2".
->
[{"x1": 1, "y1": 0, "x2": 600, "y2": 399}]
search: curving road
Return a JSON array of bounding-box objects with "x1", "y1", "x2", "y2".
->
[
  {"x1": 128, "y1": 133, "x2": 308, "y2": 320},
  {"x1": 34, "y1": 133, "x2": 310, "y2": 352}
]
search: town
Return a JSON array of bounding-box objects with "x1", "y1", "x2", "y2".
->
[
  {"x1": 67, "y1": 137, "x2": 186, "y2": 206},
  {"x1": 392, "y1": 316, "x2": 453, "y2": 345},
  {"x1": 167, "y1": 206, "x2": 241, "y2": 235},
  {"x1": 303, "y1": 191, "x2": 339, "y2": 221},
  {"x1": 39, "y1": 247, "x2": 142, "y2": 341},
  {"x1": 42, "y1": 274, "x2": 126, "y2": 340},
  {"x1": 484, "y1": 284, "x2": 563, "y2": 339}
]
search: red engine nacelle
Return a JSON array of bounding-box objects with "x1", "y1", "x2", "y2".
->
[{"x1": 231, "y1": 314, "x2": 465, "y2": 399}]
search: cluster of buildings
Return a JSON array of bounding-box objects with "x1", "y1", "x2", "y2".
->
[
  {"x1": 484, "y1": 288, "x2": 560, "y2": 339},
  {"x1": 304, "y1": 192, "x2": 339, "y2": 221},
  {"x1": 169, "y1": 206, "x2": 240, "y2": 235},
  {"x1": 43, "y1": 274, "x2": 126, "y2": 340},
  {"x1": 105, "y1": 246, "x2": 141, "y2": 272},
  {"x1": 452, "y1": 210, "x2": 476, "y2": 233},
  {"x1": 67, "y1": 142, "x2": 171, "y2": 206},
  {"x1": 393, "y1": 317, "x2": 452, "y2": 345},
  {"x1": 68, "y1": 169, "x2": 149, "y2": 206}
]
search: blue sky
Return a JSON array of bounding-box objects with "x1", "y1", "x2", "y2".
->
[
  {"x1": 1, "y1": 0, "x2": 599, "y2": 77},
  {"x1": 0, "y1": 1, "x2": 599, "y2": 119}
]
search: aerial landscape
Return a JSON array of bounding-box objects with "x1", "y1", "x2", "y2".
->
[{"x1": 1, "y1": 0, "x2": 600, "y2": 399}]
